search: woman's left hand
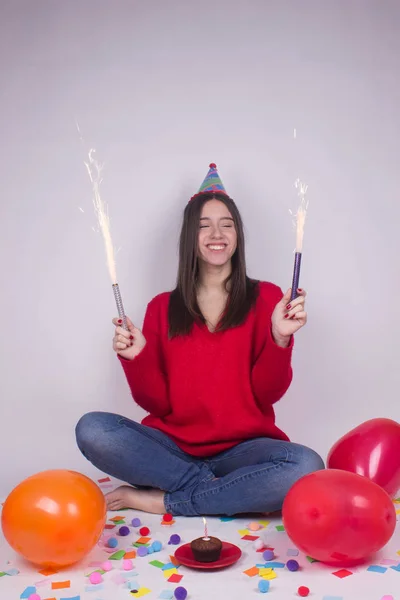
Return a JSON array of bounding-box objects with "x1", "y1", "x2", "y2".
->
[{"x1": 271, "y1": 288, "x2": 307, "y2": 347}]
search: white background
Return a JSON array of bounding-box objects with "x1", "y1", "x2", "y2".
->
[{"x1": 1, "y1": 0, "x2": 399, "y2": 495}]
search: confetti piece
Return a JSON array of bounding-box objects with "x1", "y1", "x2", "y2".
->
[
  {"x1": 244, "y1": 566, "x2": 259, "y2": 577},
  {"x1": 88, "y1": 562, "x2": 103, "y2": 568},
  {"x1": 259, "y1": 568, "x2": 273, "y2": 576},
  {"x1": 258, "y1": 520, "x2": 270, "y2": 526},
  {"x1": 306, "y1": 556, "x2": 319, "y2": 563},
  {"x1": 159, "y1": 591, "x2": 174, "y2": 600},
  {"x1": 85, "y1": 569, "x2": 106, "y2": 577},
  {"x1": 390, "y1": 564, "x2": 400, "y2": 572},
  {"x1": 111, "y1": 573, "x2": 127, "y2": 585},
  {"x1": 275, "y1": 525, "x2": 285, "y2": 531},
  {"x1": 98, "y1": 477, "x2": 111, "y2": 483},
  {"x1": 110, "y1": 515, "x2": 125, "y2": 522},
  {"x1": 262, "y1": 570, "x2": 277, "y2": 581},
  {"x1": 60, "y1": 597, "x2": 80, "y2": 600},
  {"x1": 104, "y1": 524, "x2": 116, "y2": 529},
  {"x1": 265, "y1": 562, "x2": 285, "y2": 568},
  {"x1": 123, "y1": 559, "x2": 134, "y2": 570},
  {"x1": 123, "y1": 570, "x2": 138, "y2": 577},
  {"x1": 258, "y1": 580, "x2": 270, "y2": 593},
  {"x1": 34, "y1": 580, "x2": 49, "y2": 588},
  {"x1": 124, "y1": 550, "x2": 137, "y2": 559},
  {"x1": 0, "y1": 572, "x2": 6, "y2": 577},
  {"x1": 241, "y1": 534, "x2": 259, "y2": 541},
  {"x1": 238, "y1": 529, "x2": 249, "y2": 536},
  {"x1": 332, "y1": 569, "x2": 353, "y2": 578},
  {"x1": 43, "y1": 598, "x2": 57, "y2": 600},
  {"x1": 380, "y1": 559, "x2": 399, "y2": 565},
  {"x1": 287, "y1": 559, "x2": 300, "y2": 572},
  {"x1": 367, "y1": 565, "x2": 387, "y2": 573},
  {"x1": 169, "y1": 555, "x2": 181, "y2": 566},
  {"x1": 298, "y1": 587, "x2": 310, "y2": 598},
  {"x1": 168, "y1": 534, "x2": 181, "y2": 545},
  {"x1": 52, "y1": 581, "x2": 71, "y2": 590},
  {"x1": 397, "y1": 550, "x2": 400, "y2": 556},
  {"x1": 220, "y1": 516, "x2": 235, "y2": 521},
  {"x1": 150, "y1": 560, "x2": 165, "y2": 568},
  {"x1": 135, "y1": 536, "x2": 152, "y2": 545},
  {"x1": 39, "y1": 567, "x2": 59, "y2": 576},
  {"x1": 112, "y1": 573, "x2": 127, "y2": 585},
  {"x1": 161, "y1": 520, "x2": 176, "y2": 526},
  {"x1": 130, "y1": 588, "x2": 151, "y2": 598},
  {"x1": 263, "y1": 550, "x2": 275, "y2": 561},
  {"x1": 162, "y1": 563, "x2": 176, "y2": 570},
  {"x1": 287, "y1": 548, "x2": 299, "y2": 556},
  {"x1": 109, "y1": 550, "x2": 126, "y2": 560},
  {"x1": 167, "y1": 574, "x2": 183, "y2": 583},
  {"x1": 126, "y1": 581, "x2": 140, "y2": 591},
  {"x1": 6, "y1": 568, "x2": 20, "y2": 575},
  {"x1": 85, "y1": 584, "x2": 105, "y2": 592},
  {"x1": 163, "y1": 568, "x2": 178, "y2": 578},
  {"x1": 21, "y1": 588, "x2": 36, "y2": 599}
]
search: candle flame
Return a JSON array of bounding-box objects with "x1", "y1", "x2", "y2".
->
[{"x1": 202, "y1": 516, "x2": 208, "y2": 538}]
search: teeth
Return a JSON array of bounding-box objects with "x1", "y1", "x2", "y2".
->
[{"x1": 208, "y1": 245, "x2": 225, "y2": 250}]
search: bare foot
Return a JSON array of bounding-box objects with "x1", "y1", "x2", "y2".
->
[{"x1": 105, "y1": 485, "x2": 166, "y2": 514}]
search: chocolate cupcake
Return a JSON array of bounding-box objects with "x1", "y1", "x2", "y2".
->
[{"x1": 190, "y1": 536, "x2": 223, "y2": 562}]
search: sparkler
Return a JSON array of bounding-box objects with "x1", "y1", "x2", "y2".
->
[{"x1": 78, "y1": 124, "x2": 128, "y2": 330}]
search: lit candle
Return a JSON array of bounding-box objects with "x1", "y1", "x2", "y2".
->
[{"x1": 202, "y1": 517, "x2": 210, "y2": 541}]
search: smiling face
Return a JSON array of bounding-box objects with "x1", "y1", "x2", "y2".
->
[{"x1": 197, "y1": 199, "x2": 238, "y2": 267}]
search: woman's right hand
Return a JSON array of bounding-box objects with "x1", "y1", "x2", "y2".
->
[{"x1": 112, "y1": 316, "x2": 146, "y2": 360}]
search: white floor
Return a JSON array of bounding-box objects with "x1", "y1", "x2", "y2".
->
[{"x1": 1, "y1": 477, "x2": 399, "y2": 600}]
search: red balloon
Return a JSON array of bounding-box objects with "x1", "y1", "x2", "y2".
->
[
  {"x1": 282, "y1": 469, "x2": 396, "y2": 566},
  {"x1": 327, "y1": 418, "x2": 400, "y2": 497}
]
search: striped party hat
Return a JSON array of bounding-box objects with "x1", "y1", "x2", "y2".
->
[{"x1": 190, "y1": 163, "x2": 228, "y2": 201}]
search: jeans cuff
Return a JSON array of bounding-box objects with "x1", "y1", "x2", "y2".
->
[{"x1": 164, "y1": 463, "x2": 215, "y2": 516}]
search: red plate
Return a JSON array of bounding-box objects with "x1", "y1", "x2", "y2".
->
[{"x1": 174, "y1": 541, "x2": 242, "y2": 569}]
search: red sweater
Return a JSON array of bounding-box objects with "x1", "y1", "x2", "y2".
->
[{"x1": 120, "y1": 282, "x2": 293, "y2": 457}]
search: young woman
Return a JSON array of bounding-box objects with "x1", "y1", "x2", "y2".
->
[{"x1": 76, "y1": 163, "x2": 324, "y2": 516}]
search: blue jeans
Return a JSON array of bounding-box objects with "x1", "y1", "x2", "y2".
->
[{"x1": 75, "y1": 411, "x2": 324, "y2": 516}]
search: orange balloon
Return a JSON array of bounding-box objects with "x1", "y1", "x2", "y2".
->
[{"x1": 1, "y1": 470, "x2": 106, "y2": 567}]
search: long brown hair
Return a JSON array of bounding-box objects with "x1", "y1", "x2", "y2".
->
[{"x1": 168, "y1": 191, "x2": 259, "y2": 337}]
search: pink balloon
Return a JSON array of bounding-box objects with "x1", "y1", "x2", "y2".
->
[{"x1": 327, "y1": 418, "x2": 400, "y2": 497}]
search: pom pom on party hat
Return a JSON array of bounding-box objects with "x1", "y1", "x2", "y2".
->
[{"x1": 190, "y1": 163, "x2": 228, "y2": 201}]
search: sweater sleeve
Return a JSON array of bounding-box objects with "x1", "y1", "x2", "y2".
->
[
  {"x1": 118, "y1": 297, "x2": 170, "y2": 417},
  {"x1": 251, "y1": 283, "x2": 294, "y2": 407}
]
